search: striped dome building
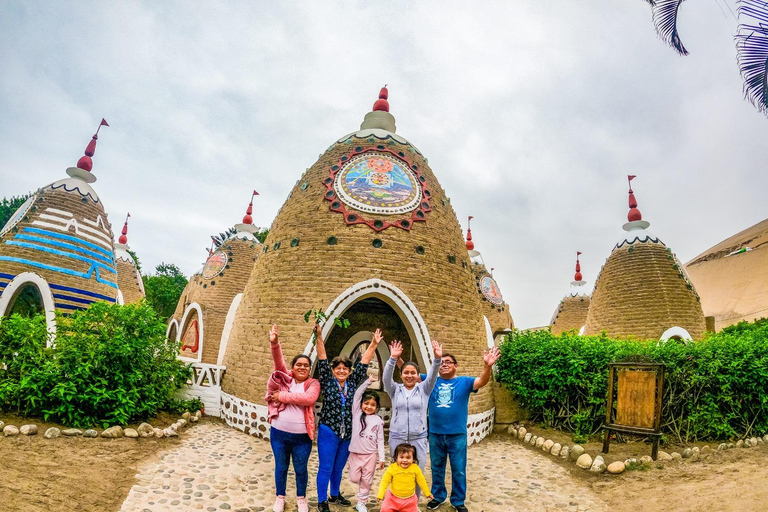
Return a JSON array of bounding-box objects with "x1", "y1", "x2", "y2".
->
[
  {"x1": 114, "y1": 214, "x2": 145, "y2": 305},
  {"x1": 550, "y1": 252, "x2": 591, "y2": 336},
  {"x1": 217, "y1": 89, "x2": 499, "y2": 443},
  {"x1": 169, "y1": 193, "x2": 262, "y2": 415},
  {"x1": 583, "y1": 177, "x2": 705, "y2": 341},
  {"x1": 0, "y1": 121, "x2": 118, "y2": 335}
]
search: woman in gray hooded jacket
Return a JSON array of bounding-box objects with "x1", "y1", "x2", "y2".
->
[{"x1": 382, "y1": 339, "x2": 442, "y2": 475}]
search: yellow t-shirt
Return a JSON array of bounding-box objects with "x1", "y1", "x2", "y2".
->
[{"x1": 376, "y1": 463, "x2": 431, "y2": 499}]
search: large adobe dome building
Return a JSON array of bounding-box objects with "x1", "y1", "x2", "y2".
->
[
  {"x1": 685, "y1": 218, "x2": 768, "y2": 330},
  {"x1": 465, "y1": 217, "x2": 514, "y2": 343},
  {"x1": 169, "y1": 193, "x2": 262, "y2": 415},
  {"x1": 583, "y1": 176, "x2": 705, "y2": 341},
  {"x1": 114, "y1": 214, "x2": 145, "y2": 305},
  {"x1": 550, "y1": 252, "x2": 591, "y2": 335},
  {"x1": 219, "y1": 89, "x2": 499, "y2": 443},
  {"x1": 0, "y1": 121, "x2": 119, "y2": 333}
]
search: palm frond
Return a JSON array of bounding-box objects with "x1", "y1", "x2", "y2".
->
[
  {"x1": 652, "y1": 0, "x2": 689, "y2": 55},
  {"x1": 736, "y1": 0, "x2": 768, "y2": 115}
]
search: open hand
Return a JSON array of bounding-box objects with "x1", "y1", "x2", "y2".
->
[
  {"x1": 269, "y1": 324, "x2": 279, "y2": 344},
  {"x1": 371, "y1": 328, "x2": 383, "y2": 346},
  {"x1": 431, "y1": 340, "x2": 443, "y2": 359},
  {"x1": 369, "y1": 375, "x2": 377, "y2": 384},
  {"x1": 389, "y1": 340, "x2": 403, "y2": 359},
  {"x1": 483, "y1": 346, "x2": 501, "y2": 367},
  {"x1": 378, "y1": 461, "x2": 386, "y2": 470}
]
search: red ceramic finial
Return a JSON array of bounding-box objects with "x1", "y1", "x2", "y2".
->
[
  {"x1": 118, "y1": 212, "x2": 130, "y2": 244},
  {"x1": 627, "y1": 175, "x2": 642, "y2": 222},
  {"x1": 574, "y1": 251, "x2": 583, "y2": 281},
  {"x1": 242, "y1": 190, "x2": 258, "y2": 224},
  {"x1": 466, "y1": 215, "x2": 475, "y2": 250},
  {"x1": 372, "y1": 85, "x2": 390, "y2": 112},
  {"x1": 77, "y1": 118, "x2": 109, "y2": 172}
]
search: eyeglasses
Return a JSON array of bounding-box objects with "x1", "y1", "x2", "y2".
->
[{"x1": 440, "y1": 360, "x2": 456, "y2": 366}]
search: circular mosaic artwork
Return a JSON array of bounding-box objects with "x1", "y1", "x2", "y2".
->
[
  {"x1": 480, "y1": 276, "x2": 504, "y2": 306},
  {"x1": 333, "y1": 152, "x2": 422, "y2": 215},
  {"x1": 202, "y1": 250, "x2": 228, "y2": 279}
]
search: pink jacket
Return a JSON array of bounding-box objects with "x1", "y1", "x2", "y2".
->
[{"x1": 265, "y1": 340, "x2": 320, "y2": 440}]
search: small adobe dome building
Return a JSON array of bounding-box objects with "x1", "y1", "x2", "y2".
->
[
  {"x1": 169, "y1": 193, "x2": 262, "y2": 415},
  {"x1": 0, "y1": 120, "x2": 118, "y2": 333},
  {"x1": 550, "y1": 252, "x2": 591, "y2": 335},
  {"x1": 114, "y1": 213, "x2": 145, "y2": 305},
  {"x1": 219, "y1": 89, "x2": 498, "y2": 443},
  {"x1": 465, "y1": 217, "x2": 514, "y2": 344},
  {"x1": 685, "y1": 218, "x2": 768, "y2": 330},
  {"x1": 583, "y1": 176, "x2": 705, "y2": 341}
]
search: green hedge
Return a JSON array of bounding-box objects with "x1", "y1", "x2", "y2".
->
[
  {"x1": 496, "y1": 319, "x2": 768, "y2": 443},
  {"x1": 0, "y1": 301, "x2": 191, "y2": 428}
]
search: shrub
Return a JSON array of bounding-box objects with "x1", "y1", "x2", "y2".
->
[
  {"x1": 496, "y1": 319, "x2": 768, "y2": 443},
  {"x1": 0, "y1": 301, "x2": 191, "y2": 428}
]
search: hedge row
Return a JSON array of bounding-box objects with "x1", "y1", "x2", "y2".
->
[{"x1": 496, "y1": 319, "x2": 768, "y2": 443}]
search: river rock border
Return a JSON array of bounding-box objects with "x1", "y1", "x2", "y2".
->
[
  {"x1": 507, "y1": 424, "x2": 768, "y2": 475},
  {"x1": 0, "y1": 410, "x2": 203, "y2": 441}
]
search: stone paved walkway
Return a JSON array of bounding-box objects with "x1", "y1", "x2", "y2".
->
[{"x1": 120, "y1": 422, "x2": 607, "y2": 512}]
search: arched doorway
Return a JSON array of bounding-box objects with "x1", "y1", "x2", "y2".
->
[
  {"x1": 5, "y1": 283, "x2": 45, "y2": 318},
  {"x1": 0, "y1": 272, "x2": 57, "y2": 339}
]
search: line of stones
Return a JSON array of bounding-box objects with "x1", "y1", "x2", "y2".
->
[
  {"x1": 0, "y1": 410, "x2": 203, "y2": 439},
  {"x1": 507, "y1": 424, "x2": 768, "y2": 475}
]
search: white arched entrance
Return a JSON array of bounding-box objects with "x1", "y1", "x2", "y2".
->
[
  {"x1": 303, "y1": 278, "x2": 431, "y2": 368},
  {"x1": 178, "y1": 302, "x2": 204, "y2": 363},
  {"x1": 659, "y1": 326, "x2": 692, "y2": 344},
  {"x1": 0, "y1": 272, "x2": 57, "y2": 342},
  {"x1": 217, "y1": 293, "x2": 242, "y2": 366}
]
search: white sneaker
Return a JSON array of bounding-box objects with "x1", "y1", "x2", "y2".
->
[
  {"x1": 355, "y1": 502, "x2": 368, "y2": 512},
  {"x1": 272, "y1": 495, "x2": 285, "y2": 512},
  {"x1": 296, "y1": 496, "x2": 309, "y2": 512}
]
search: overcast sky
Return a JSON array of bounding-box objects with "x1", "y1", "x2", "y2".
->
[{"x1": 1, "y1": 1, "x2": 765, "y2": 329}]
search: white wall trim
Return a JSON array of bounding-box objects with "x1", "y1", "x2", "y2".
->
[
  {"x1": 116, "y1": 289, "x2": 125, "y2": 306},
  {"x1": 302, "y1": 278, "x2": 432, "y2": 368},
  {"x1": 217, "y1": 293, "x2": 242, "y2": 366},
  {"x1": 166, "y1": 318, "x2": 180, "y2": 340},
  {"x1": 0, "y1": 271, "x2": 57, "y2": 343},
  {"x1": 178, "y1": 302, "x2": 204, "y2": 363},
  {"x1": 483, "y1": 316, "x2": 495, "y2": 349},
  {"x1": 659, "y1": 326, "x2": 692, "y2": 344}
]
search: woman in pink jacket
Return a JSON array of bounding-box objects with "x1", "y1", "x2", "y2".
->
[{"x1": 266, "y1": 324, "x2": 320, "y2": 512}]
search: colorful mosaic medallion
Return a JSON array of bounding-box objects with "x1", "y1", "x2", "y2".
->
[
  {"x1": 480, "y1": 275, "x2": 504, "y2": 306},
  {"x1": 202, "y1": 250, "x2": 227, "y2": 279},
  {"x1": 324, "y1": 149, "x2": 432, "y2": 231}
]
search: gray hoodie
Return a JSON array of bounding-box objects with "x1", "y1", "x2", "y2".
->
[{"x1": 383, "y1": 356, "x2": 441, "y2": 441}]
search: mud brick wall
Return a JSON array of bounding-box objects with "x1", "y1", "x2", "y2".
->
[
  {"x1": 584, "y1": 240, "x2": 705, "y2": 340},
  {"x1": 171, "y1": 236, "x2": 259, "y2": 364},
  {"x1": 221, "y1": 133, "x2": 495, "y2": 416},
  {"x1": 116, "y1": 258, "x2": 144, "y2": 304},
  {"x1": 550, "y1": 295, "x2": 591, "y2": 335}
]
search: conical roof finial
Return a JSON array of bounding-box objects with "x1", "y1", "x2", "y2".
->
[
  {"x1": 627, "y1": 175, "x2": 642, "y2": 222},
  {"x1": 77, "y1": 119, "x2": 109, "y2": 172},
  {"x1": 466, "y1": 215, "x2": 475, "y2": 251},
  {"x1": 373, "y1": 85, "x2": 389, "y2": 112},
  {"x1": 118, "y1": 212, "x2": 130, "y2": 245},
  {"x1": 242, "y1": 190, "x2": 258, "y2": 225},
  {"x1": 574, "y1": 251, "x2": 583, "y2": 282}
]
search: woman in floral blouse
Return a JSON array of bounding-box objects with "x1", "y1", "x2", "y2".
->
[{"x1": 314, "y1": 323, "x2": 382, "y2": 512}]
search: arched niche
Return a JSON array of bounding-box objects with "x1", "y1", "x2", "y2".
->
[
  {"x1": 0, "y1": 272, "x2": 57, "y2": 341},
  {"x1": 167, "y1": 318, "x2": 179, "y2": 342},
  {"x1": 217, "y1": 293, "x2": 243, "y2": 366},
  {"x1": 659, "y1": 326, "x2": 692, "y2": 345},
  {"x1": 178, "y1": 303, "x2": 204, "y2": 362}
]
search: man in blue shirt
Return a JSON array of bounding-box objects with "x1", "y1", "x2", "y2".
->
[{"x1": 426, "y1": 347, "x2": 500, "y2": 512}]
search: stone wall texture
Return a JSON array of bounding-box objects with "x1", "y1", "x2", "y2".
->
[
  {"x1": 221, "y1": 131, "x2": 494, "y2": 416},
  {"x1": 550, "y1": 295, "x2": 591, "y2": 335},
  {"x1": 171, "y1": 235, "x2": 260, "y2": 364},
  {"x1": 116, "y1": 257, "x2": 144, "y2": 304},
  {"x1": 584, "y1": 239, "x2": 705, "y2": 340}
]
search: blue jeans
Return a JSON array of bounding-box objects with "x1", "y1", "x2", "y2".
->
[
  {"x1": 316, "y1": 423, "x2": 351, "y2": 503},
  {"x1": 270, "y1": 427, "x2": 312, "y2": 497},
  {"x1": 429, "y1": 433, "x2": 468, "y2": 506}
]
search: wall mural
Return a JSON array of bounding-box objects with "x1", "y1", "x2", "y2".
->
[
  {"x1": 480, "y1": 275, "x2": 504, "y2": 306},
  {"x1": 202, "y1": 250, "x2": 228, "y2": 280},
  {"x1": 180, "y1": 318, "x2": 200, "y2": 357}
]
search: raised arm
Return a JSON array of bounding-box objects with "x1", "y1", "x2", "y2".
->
[
  {"x1": 473, "y1": 346, "x2": 501, "y2": 391},
  {"x1": 360, "y1": 328, "x2": 383, "y2": 365},
  {"x1": 276, "y1": 379, "x2": 320, "y2": 406},
  {"x1": 421, "y1": 340, "x2": 443, "y2": 395},
  {"x1": 269, "y1": 324, "x2": 288, "y2": 373},
  {"x1": 353, "y1": 376, "x2": 374, "y2": 416},
  {"x1": 382, "y1": 340, "x2": 403, "y2": 396},
  {"x1": 313, "y1": 322, "x2": 327, "y2": 360}
]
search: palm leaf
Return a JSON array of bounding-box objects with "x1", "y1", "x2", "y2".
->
[
  {"x1": 653, "y1": 0, "x2": 689, "y2": 55},
  {"x1": 736, "y1": 0, "x2": 768, "y2": 115}
]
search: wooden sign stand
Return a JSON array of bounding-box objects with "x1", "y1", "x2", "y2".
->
[{"x1": 602, "y1": 361, "x2": 665, "y2": 460}]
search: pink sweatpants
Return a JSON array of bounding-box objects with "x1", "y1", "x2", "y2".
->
[
  {"x1": 380, "y1": 490, "x2": 419, "y2": 512},
  {"x1": 348, "y1": 452, "x2": 378, "y2": 501}
]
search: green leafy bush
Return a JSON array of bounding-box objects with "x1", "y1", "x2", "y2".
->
[
  {"x1": 496, "y1": 319, "x2": 768, "y2": 442},
  {"x1": 0, "y1": 301, "x2": 191, "y2": 428},
  {"x1": 166, "y1": 397, "x2": 204, "y2": 415}
]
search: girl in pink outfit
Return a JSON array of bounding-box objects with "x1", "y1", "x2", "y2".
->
[
  {"x1": 347, "y1": 375, "x2": 386, "y2": 512},
  {"x1": 265, "y1": 324, "x2": 320, "y2": 512}
]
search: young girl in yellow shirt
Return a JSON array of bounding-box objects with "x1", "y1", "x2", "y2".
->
[{"x1": 377, "y1": 443, "x2": 433, "y2": 512}]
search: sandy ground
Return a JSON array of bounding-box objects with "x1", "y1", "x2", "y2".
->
[{"x1": 1, "y1": 416, "x2": 767, "y2": 512}]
